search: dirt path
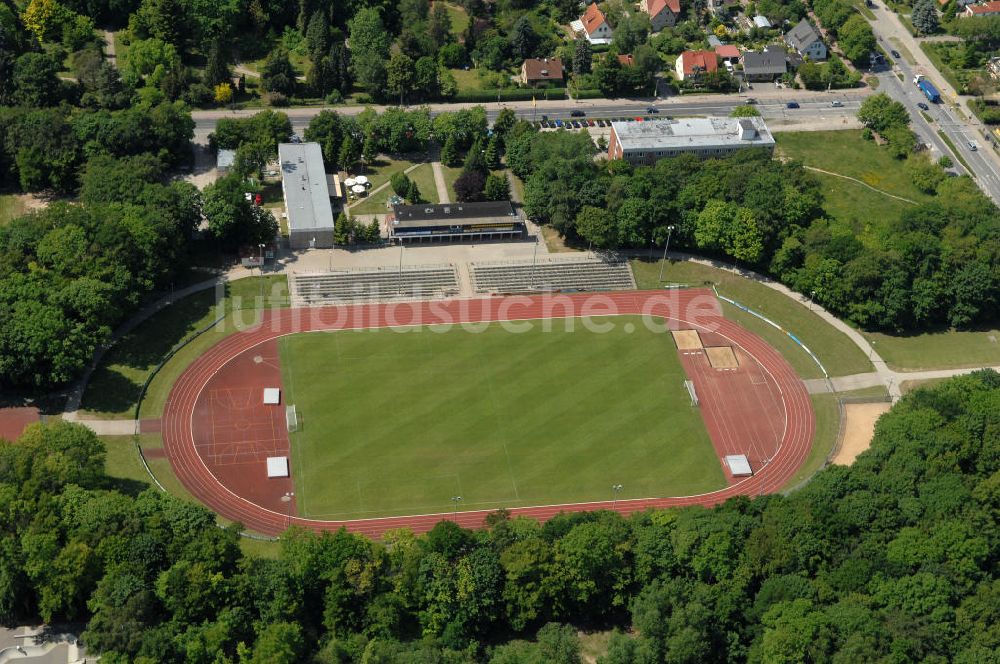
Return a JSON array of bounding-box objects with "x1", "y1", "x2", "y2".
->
[
  {"x1": 832, "y1": 402, "x2": 891, "y2": 465},
  {"x1": 432, "y1": 161, "x2": 450, "y2": 203}
]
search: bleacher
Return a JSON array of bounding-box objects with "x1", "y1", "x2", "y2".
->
[
  {"x1": 471, "y1": 257, "x2": 636, "y2": 294},
  {"x1": 291, "y1": 264, "x2": 459, "y2": 305}
]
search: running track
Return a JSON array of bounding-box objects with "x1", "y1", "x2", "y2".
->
[{"x1": 161, "y1": 290, "x2": 814, "y2": 538}]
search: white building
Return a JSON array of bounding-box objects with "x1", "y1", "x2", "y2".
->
[
  {"x1": 571, "y1": 3, "x2": 613, "y2": 45},
  {"x1": 278, "y1": 142, "x2": 336, "y2": 249},
  {"x1": 607, "y1": 117, "x2": 775, "y2": 165}
]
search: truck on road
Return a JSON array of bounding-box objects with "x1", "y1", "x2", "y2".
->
[{"x1": 913, "y1": 75, "x2": 941, "y2": 103}]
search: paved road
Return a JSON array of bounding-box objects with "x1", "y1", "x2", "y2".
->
[
  {"x1": 190, "y1": 90, "x2": 868, "y2": 143},
  {"x1": 867, "y1": 1, "x2": 1000, "y2": 203}
]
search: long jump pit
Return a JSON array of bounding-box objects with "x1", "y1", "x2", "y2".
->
[{"x1": 161, "y1": 289, "x2": 814, "y2": 538}]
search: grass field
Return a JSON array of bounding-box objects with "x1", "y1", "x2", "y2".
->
[
  {"x1": 632, "y1": 260, "x2": 873, "y2": 378},
  {"x1": 0, "y1": 194, "x2": 27, "y2": 225},
  {"x1": 863, "y1": 327, "x2": 1000, "y2": 371},
  {"x1": 350, "y1": 163, "x2": 439, "y2": 214},
  {"x1": 443, "y1": 1, "x2": 470, "y2": 36},
  {"x1": 280, "y1": 316, "x2": 726, "y2": 519},
  {"x1": 774, "y1": 131, "x2": 930, "y2": 226},
  {"x1": 782, "y1": 394, "x2": 840, "y2": 491},
  {"x1": 81, "y1": 276, "x2": 290, "y2": 418}
]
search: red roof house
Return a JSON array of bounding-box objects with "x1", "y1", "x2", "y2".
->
[
  {"x1": 642, "y1": 0, "x2": 682, "y2": 31},
  {"x1": 675, "y1": 50, "x2": 719, "y2": 81}
]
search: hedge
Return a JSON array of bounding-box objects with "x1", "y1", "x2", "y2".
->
[{"x1": 449, "y1": 88, "x2": 567, "y2": 103}]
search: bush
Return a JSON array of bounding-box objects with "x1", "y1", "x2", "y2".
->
[
  {"x1": 969, "y1": 99, "x2": 1000, "y2": 125},
  {"x1": 325, "y1": 90, "x2": 344, "y2": 105},
  {"x1": 266, "y1": 92, "x2": 289, "y2": 107}
]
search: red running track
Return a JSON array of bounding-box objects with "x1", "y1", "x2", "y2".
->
[{"x1": 161, "y1": 290, "x2": 814, "y2": 538}]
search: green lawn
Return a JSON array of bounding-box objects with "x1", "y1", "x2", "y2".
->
[
  {"x1": 863, "y1": 328, "x2": 1000, "y2": 371},
  {"x1": 775, "y1": 131, "x2": 932, "y2": 226},
  {"x1": 441, "y1": 163, "x2": 464, "y2": 201},
  {"x1": 350, "y1": 163, "x2": 438, "y2": 214},
  {"x1": 80, "y1": 276, "x2": 290, "y2": 419},
  {"x1": 782, "y1": 394, "x2": 840, "y2": 492},
  {"x1": 442, "y1": 1, "x2": 470, "y2": 36},
  {"x1": 449, "y1": 68, "x2": 482, "y2": 93},
  {"x1": 632, "y1": 260, "x2": 873, "y2": 379},
  {"x1": 0, "y1": 194, "x2": 27, "y2": 225},
  {"x1": 280, "y1": 316, "x2": 726, "y2": 519}
]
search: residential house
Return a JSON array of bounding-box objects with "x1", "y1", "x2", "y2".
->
[
  {"x1": 617, "y1": 54, "x2": 635, "y2": 67},
  {"x1": 642, "y1": 0, "x2": 681, "y2": 31},
  {"x1": 753, "y1": 15, "x2": 772, "y2": 29},
  {"x1": 217, "y1": 148, "x2": 236, "y2": 175},
  {"x1": 715, "y1": 44, "x2": 742, "y2": 64},
  {"x1": 675, "y1": 50, "x2": 719, "y2": 81},
  {"x1": 520, "y1": 58, "x2": 564, "y2": 86},
  {"x1": 741, "y1": 45, "x2": 787, "y2": 81},
  {"x1": 964, "y1": 0, "x2": 1000, "y2": 15},
  {"x1": 607, "y1": 117, "x2": 775, "y2": 165},
  {"x1": 571, "y1": 3, "x2": 613, "y2": 44},
  {"x1": 938, "y1": 0, "x2": 976, "y2": 7},
  {"x1": 708, "y1": 35, "x2": 724, "y2": 48},
  {"x1": 785, "y1": 18, "x2": 827, "y2": 60}
]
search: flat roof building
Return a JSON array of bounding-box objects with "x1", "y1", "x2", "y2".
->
[
  {"x1": 607, "y1": 117, "x2": 775, "y2": 165},
  {"x1": 388, "y1": 201, "x2": 524, "y2": 243},
  {"x1": 217, "y1": 148, "x2": 236, "y2": 174},
  {"x1": 278, "y1": 142, "x2": 336, "y2": 249}
]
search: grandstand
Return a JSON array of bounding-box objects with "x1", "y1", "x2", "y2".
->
[
  {"x1": 290, "y1": 264, "x2": 459, "y2": 305},
  {"x1": 471, "y1": 256, "x2": 636, "y2": 294}
]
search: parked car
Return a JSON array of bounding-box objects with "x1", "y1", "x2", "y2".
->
[
  {"x1": 635, "y1": 116, "x2": 645, "y2": 121},
  {"x1": 570, "y1": 120, "x2": 580, "y2": 128},
  {"x1": 541, "y1": 114, "x2": 548, "y2": 122},
  {"x1": 647, "y1": 107, "x2": 659, "y2": 114},
  {"x1": 891, "y1": 49, "x2": 901, "y2": 58},
  {"x1": 786, "y1": 102, "x2": 800, "y2": 109},
  {"x1": 917, "y1": 102, "x2": 929, "y2": 111},
  {"x1": 554, "y1": 119, "x2": 563, "y2": 127},
  {"x1": 831, "y1": 100, "x2": 843, "y2": 107},
  {"x1": 587, "y1": 119, "x2": 595, "y2": 126},
  {"x1": 570, "y1": 110, "x2": 586, "y2": 117}
]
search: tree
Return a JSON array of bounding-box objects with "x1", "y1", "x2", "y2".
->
[
  {"x1": 509, "y1": 16, "x2": 537, "y2": 61},
  {"x1": 838, "y1": 15, "x2": 876, "y2": 65},
  {"x1": 857, "y1": 93, "x2": 910, "y2": 133},
  {"x1": 386, "y1": 51, "x2": 416, "y2": 104},
  {"x1": 338, "y1": 134, "x2": 359, "y2": 171},
  {"x1": 428, "y1": 2, "x2": 452, "y2": 45},
  {"x1": 305, "y1": 10, "x2": 329, "y2": 59},
  {"x1": 905, "y1": 154, "x2": 945, "y2": 193},
  {"x1": 202, "y1": 174, "x2": 278, "y2": 249},
  {"x1": 20, "y1": 0, "x2": 64, "y2": 44},
  {"x1": 251, "y1": 622, "x2": 305, "y2": 664},
  {"x1": 454, "y1": 170, "x2": 486, "y2": 201},
  {"x1": 440, "y1": 133, "x2": 460, "y2": 166},
  {"x1": 883, "y1": 125, "x2": 917, "y2": 159},
  {"x1": 204, "y1": 40, "x2": 231, "y2": 87},
  {"x1": 911, "y1": 0, "x2": 939, "y2": 35},
  {"x1": 484, "y1": 172, "x2": 510, "y2": 201},
  {"x1": 261, "y1": 47, "x2": 296, "y2": 96},
  {"x1": 575, "y1": 205, "x2": 617, "y2": 248},
  {"x1": 484, "y1": 136, "x2": 500, "y2": 169},
  {"x1": 213, "y1": 83, "x2": 232, "y2": 105},
  {"x1": 730, "y1": 104, "x2": 761, "y2": 117},
  {"x1": 361, "y1": 133, "x2": 377, "y2": 170},
  {"x1": 349, "y1": 8, "x2": 390, "y2": 95},
  {"x1": 573, "y1": 39, "x2": 592, "y2": 75},
  {"x1": 11, "y1": 52, "x2": 62, "y2": 107}
]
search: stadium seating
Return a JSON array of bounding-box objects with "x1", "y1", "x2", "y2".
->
[
  {"x1": 291, "y1": 264, "x2": 459, "y2": 305},
  {"x1": 470, "y1": 257, "x2": 636, "y2": 293}
]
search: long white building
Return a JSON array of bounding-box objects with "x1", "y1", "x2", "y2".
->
[
  {"x1": 278, "y1": 142, "x2": 336, "y2": 249},
  {"x1": 607, "y1": 117, "x2": 775, "y2": 165}
]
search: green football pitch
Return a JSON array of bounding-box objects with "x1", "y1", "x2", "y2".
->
[{"x1": 279, "y1": 316, "x2": 726, "y2": 519}]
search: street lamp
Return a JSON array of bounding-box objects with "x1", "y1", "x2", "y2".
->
[
  {"x1": 451, "y1": 495, "x2": 463, "y2": 513},
  {"x1": 658, "y1": 225, "x2": 676, "y2": 282},
  {"x1": 258, "y1": 243, "x2": 266, "y2": 301},
  {"x1": 397, "y1": 241, "x2": 404, "y2": 294},
  {"x1": 611, "y1": 483, "x2": 623, "y2": 510},
  {"x1": 809, "y1": 290, "x2": 816, "y2": 310},
  {"x1": 280, "y1": 492, "x2": 295, "y2": 530}
]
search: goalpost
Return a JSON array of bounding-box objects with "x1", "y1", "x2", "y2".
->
[
  {"x1": 684, "y1": 380, "x2": 699, "y2": 407},
  {"x1": 286, "y1": 405, "x2": 299, "y2": 432}
]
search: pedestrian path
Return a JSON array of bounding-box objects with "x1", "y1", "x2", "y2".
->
[{"x1": 432, "y1": 161, "x2": 450, "y2": 203}]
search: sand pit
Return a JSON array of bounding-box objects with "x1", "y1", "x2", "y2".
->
[
  {"x1": 832, "y1": 402, "x2": 891, "y2": 465},
  {"x1": 671, "y1": 329, "x2": 703, "y2": 350},
  {"x1": 705, "y1": 346, "x2": 739, "y2": 369}
]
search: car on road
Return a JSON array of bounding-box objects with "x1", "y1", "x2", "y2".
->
[
  {"x1": 831, "y1": 100, "x2": 843, "y2": 107},
  {"x1": 917, "y1": 102, "x2": 929, "y2": 111},
  {"x1": 891, "y1": 49, "x2": 901, "y2": 59},
  {"x1": 968, "y1": 141, "x2": 978, "y2": 151},
  {"x1": 647, "y1": 107, "x2": 659, "y2": 113},
  {"x1": 786, "y1": 102, "x2": 800, "y2": 109},
  {"x1": 570, "y1": 110, "x2": 586, "y2": 117},
  {"x1": 745, "y1": 98, "x2": 757, "y2": 104}
]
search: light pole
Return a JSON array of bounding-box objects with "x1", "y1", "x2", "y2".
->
[
  {"x1": 531, "y1": 238, "x2": 539, "y2": 288},
  {"x1": 611, "y1": 483, "x2": 623, "y2": 509},
  {"x1": 258, "y1": 243, "x2": 266, "y2": 301},
  {"x1": 451, "y1": 495, "x2": 463, "y2": 514},
  {"x1": 658, "y1": 225, "x2": 676, "y2": 282},
  {"x1": 280, "y1": 492, "x2": 295, "y2": 530},
  {"x1": 809, "y1": 290, "x2": 816, "y2": 310},
  {"x1": 397, "y1": 240, "x2": 404, "y2": 294}
]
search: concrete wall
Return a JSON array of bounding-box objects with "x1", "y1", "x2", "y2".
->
[{"x1": 290, "y1": 228, "x2": 335, "y2": 250}]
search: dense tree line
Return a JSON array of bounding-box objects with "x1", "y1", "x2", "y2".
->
[
  {"x1": 1, "y1": 372, "x2": 997, "y2": 662},
  {"x1": 510, "y1": 122, "x2": 998, "y2": 331}
]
